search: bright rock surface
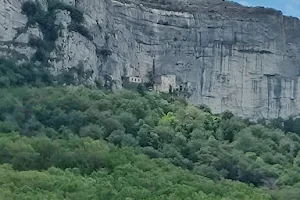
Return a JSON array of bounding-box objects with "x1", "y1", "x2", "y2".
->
[{"x1": 1, "y1": 0, "x2": 300, "y2": 119}]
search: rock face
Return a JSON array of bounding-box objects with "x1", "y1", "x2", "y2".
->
[{"x1": 1, "y1": 0, "x2": 300, "y2": 119}]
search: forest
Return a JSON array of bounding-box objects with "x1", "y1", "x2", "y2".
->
[{"x1": 0, "y1": 79, "x2": 300, "y2": 199}]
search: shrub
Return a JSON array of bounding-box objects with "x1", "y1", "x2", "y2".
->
[
  {"x1": 36, "y1": 14, "x2": 59, "y2": 42},
  {"x1": 68, "y1": 23, "x2": 93, "y2": 41},
  {"x1": 28, "y1": 38, "x2": 45, "y2": 48},
  {"x1": 198, "y1": 104, "x2": 212, "y2": 113},
  {"x1": 22, "y1": 1, "x2": 38, "y2": 17},
  {"x1": 69, "y1": 7, "x2": 84, "y2": 23},
  {"x1": 58, "y1": 70, "x2": 76, "y2": 85},
  {"x1": 0, "y1": 57, "x2": 52, "y2": 87},
  {"x1": 48, "y1": 1, "x2": 84, "y2": 23},
  {"x1": 96, "y1": 48, "x2": 112, "y2": 57},
  {"x1": 33, "y1": 49, "x2": 47, "y2": 62}
]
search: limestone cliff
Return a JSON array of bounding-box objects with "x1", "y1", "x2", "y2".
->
[{"x1": 1, "y1": 0, "x2": 300, "y2": 119}]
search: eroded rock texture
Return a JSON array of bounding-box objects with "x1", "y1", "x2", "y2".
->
[{"x1": 1, "y1": 0, "x2": 300, "y2": 119}]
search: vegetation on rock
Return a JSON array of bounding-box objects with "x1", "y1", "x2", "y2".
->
[{"x1": 22, "y1": 1, "x2": 91, "y2": 62}]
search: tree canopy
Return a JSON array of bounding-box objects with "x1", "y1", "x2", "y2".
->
[{"x1": 0, "y1": 86, "x2": 300, "y2": 199}]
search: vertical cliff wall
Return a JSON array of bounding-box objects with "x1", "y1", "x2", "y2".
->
[{"x1": 1, "y1": 0, "x2": 300, "y2": 119}]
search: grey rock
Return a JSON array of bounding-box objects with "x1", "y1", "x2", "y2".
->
[
  {"x1": 1, "y1": 0, "x2": 300, "y2": 119},
  {"x1": 0, "y1": 0, "x2": 27, "y2": 41},
  {"x1": 54, "y1": 10, "x2": 72, "y2": 28},
  {"x1": 15, "y1": 25, "x2": 44, "y2": 43}
]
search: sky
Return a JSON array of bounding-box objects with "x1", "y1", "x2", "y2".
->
[{"x1": 234, "y1": 0, "x2": 300, "y2": 18}]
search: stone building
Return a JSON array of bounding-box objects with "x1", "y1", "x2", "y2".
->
[
  {"x1": 154, "y1": 74, "x2": 178, "y2": 93},
  {"x1": 128, "y1": 76, "x2": 143, "y2": 83}
]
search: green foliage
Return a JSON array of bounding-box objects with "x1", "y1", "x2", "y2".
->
[
  {"x1": 28, "y1": 37, "x2": 45, "y2": 48},
  {"x1": 221, "y1": 110, "x2": 234, "y2": 120},
  {"x1": 0, "y1": 86, "x2": 299, "y2": 199},
  {"x1": 22, "y1": 1, "x2": 58, "y2": 62},
  {"x1": 23, "y1": 1, "x2": 59, "y2": 42},
  {"x1": 47, "y1": 1, "x2": 93, "y2": 40},
  {"x1": 282, "y1": 117, "x2": 300, "y2": 135},
  {"x1": 0, "y1": 58, "x2": 52, "y2": 87},
  {"x1": 0, "y1": 56, "x2": 95, "y2": 88},
  {"x1": 159, "y1": 112, "x2": 177, "y2": 126},
  {"x1": 96, "y1": 48, "x2": 112, "y2": 58},
  {"x1": 0, "y1": 86, "x2": 299, "y2": 192},
  {"x1": 21, "y1": 1, "x2": 38, "y2": 17},
  {"x1": 22, "y1": 0, "x2": 91, "y2": 63},
  {"x1": 35, "y1": 13, "x2": 59, "y2": 42},
  {"x1": 198, "y1": 104, "x2": 212, "y2": 113},
  {"x1": 294, "y1": 151, "x2": 300, "y2": 168},
  {"x1": 137, "y1": 83, "x2": 146, "y2": 95},
  {"x1": 0, "y1": 134, "x2": 271, "y2": 200},
  {"x1": 48, "y1": 1, "x2": 84, "y2": 24}
]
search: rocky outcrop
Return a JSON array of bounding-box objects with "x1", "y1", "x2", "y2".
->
[{"x1": 1, "y1": 0, "x2": 300, "y2": 119}]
